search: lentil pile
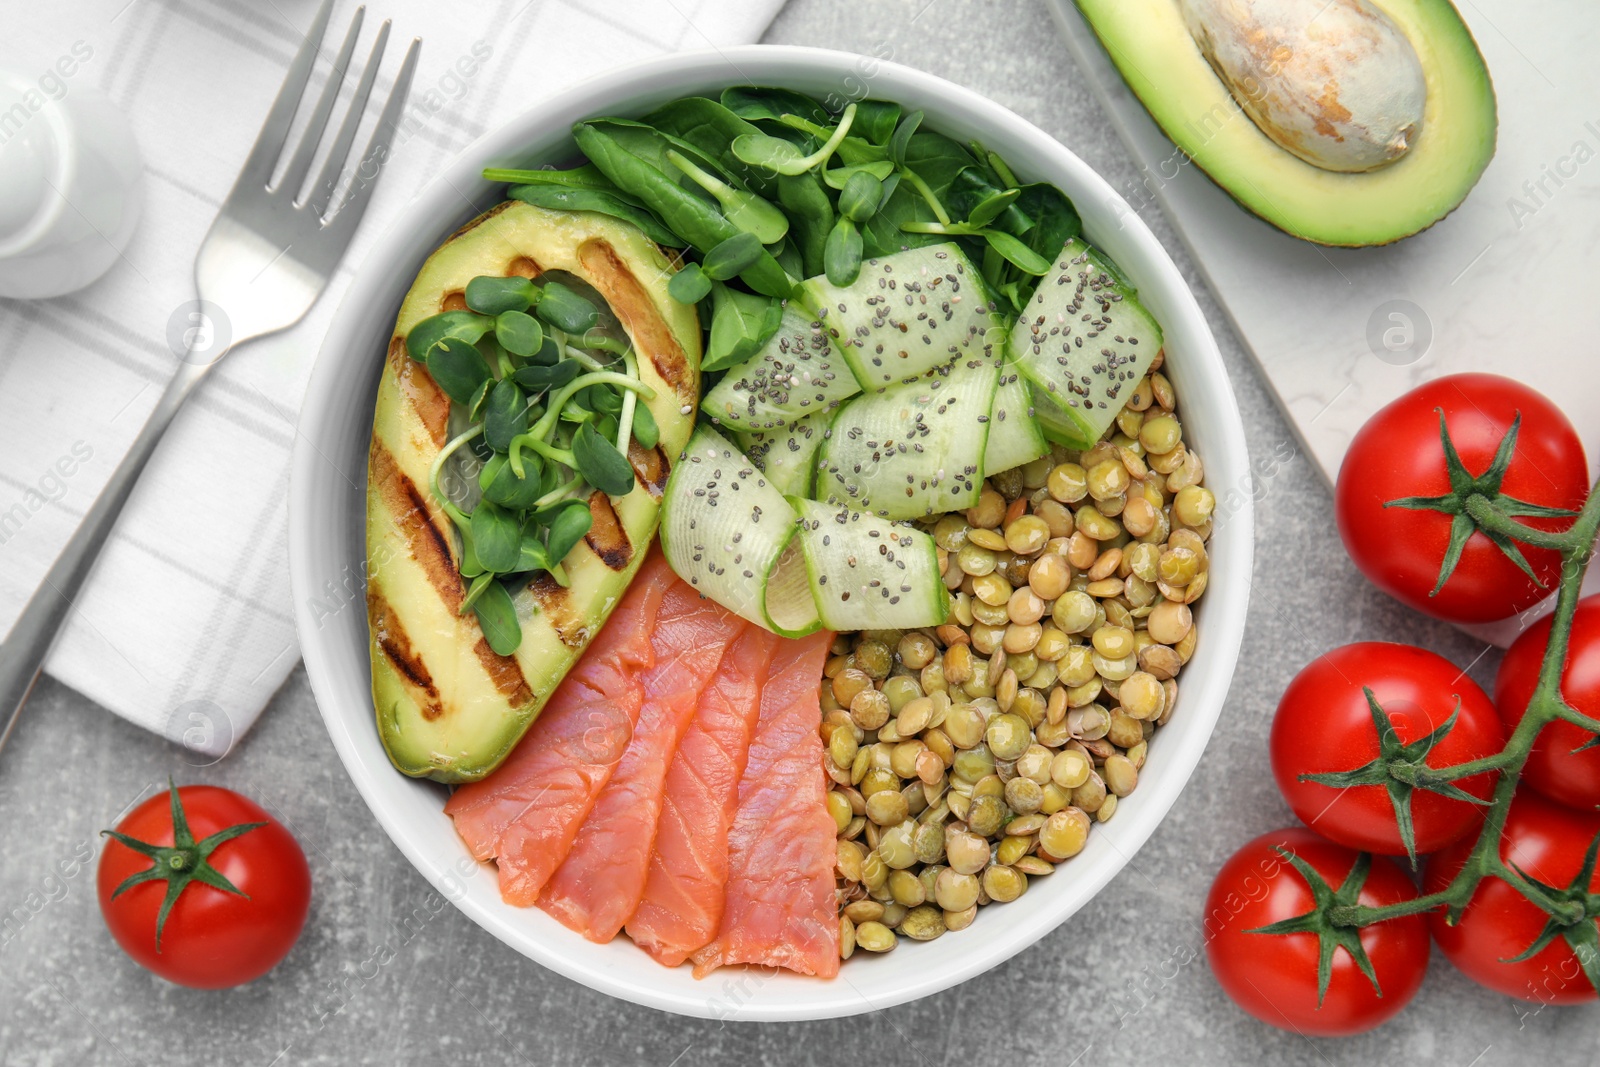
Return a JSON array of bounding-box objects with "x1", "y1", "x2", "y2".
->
[{"x1": 821, "y1": 357, "x2": 1215, "y2": 959}]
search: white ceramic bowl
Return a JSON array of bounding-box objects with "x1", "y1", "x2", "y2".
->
[{"x1": 291, "y1": 45, "x2": 1252, "y2": 1021}]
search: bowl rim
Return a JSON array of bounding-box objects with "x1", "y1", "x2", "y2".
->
[{"x1": 290, "y1": 42, "x2": 1253, "y2": 1021}]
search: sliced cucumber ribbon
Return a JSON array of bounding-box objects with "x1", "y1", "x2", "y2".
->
[
  {"x1": 661, "y1": 425, "x2": 948, "y2": 635},
  {"x1": 660, "y1": 425, "x2": 819, "y2": 638},
  {"x1": 790, "y1": 497, "x2": 949, "y2": 632}
]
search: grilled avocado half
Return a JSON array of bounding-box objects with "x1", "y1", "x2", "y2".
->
[{"x1": 366, "y1": 201, "x2": 700, "y2": 782}]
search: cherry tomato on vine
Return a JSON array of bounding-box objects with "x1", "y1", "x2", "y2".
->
[
  {"x1": 1335, "y1": 374, "x2": 1588, "y2": 624},
  {"x1": 1425, "y1": 791, "x2": 1600, "y2": 1004},
  {"x1": 1205, "y1": 827, "x2": 1430, "y2": 1036},
  {"x1": 1271, "y1": 642, "x2": 1503, "y2": 862},
  {"x1": 98, "y1": 783, "x2": 311, "y2": 989},
  {"x1": 1495, "y1": 595, "x2": 1600, "y2": 812}
]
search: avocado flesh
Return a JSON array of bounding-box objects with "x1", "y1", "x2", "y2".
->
[
  {"x1": 1073, "y1": 0, "x2": 1496, "y2": 246},
  {"x1": 367, "y1": 202, "x2": 700, "y2": 782}
]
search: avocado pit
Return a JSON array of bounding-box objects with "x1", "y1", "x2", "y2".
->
[{"x1": 1179, "y1": 0, "x2": 1426, "y2": 173}]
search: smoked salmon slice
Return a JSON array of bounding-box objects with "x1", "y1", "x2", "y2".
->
[
  {"x1": 538, "y1": 583, "x2": 748, "y2": 942},
  {"x1": 692, "y1": 630, "x2": 840, "y2": 979},
  {"x1": 444, "y1": 551, "x2": 674, "y2": 907},
  {"x1": 626, "y1": 624, "x2": 781, "y2": 966}
]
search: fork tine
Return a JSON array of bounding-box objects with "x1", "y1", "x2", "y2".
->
[
  {"x1": 309, "y1": 19, "x2": 390, "y2": 219},
  {"x1": 320, "y1": 36, "x2": 420, "y2": 240},
  {"x1": 233, "y1": 0, "x2": 335, "y2": 193},
  {"x1": 280, "y1": 5, "x2": 365, "y2": 201}
]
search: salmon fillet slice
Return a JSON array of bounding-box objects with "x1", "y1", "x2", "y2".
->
[
  {"x1": 692, "y1": 630, "x2": 840, "y2": 979},
  {"x1": 538, "y1": 583, "x2": 748, "y2": 942},
  {"x1": 444, "y1": 551, "x2": 674, "y2": 907},
  {"x1": 626, "y1": 624, "x2": 781, "y2": 966}
]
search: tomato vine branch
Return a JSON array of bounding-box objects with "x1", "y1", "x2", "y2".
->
[
  {"x1": 1271, "y1": 455, "x2": 1600, "y2": 995},
  {"x1": 1465, "y1": 494, "x2": 1581, "y2": 554}
]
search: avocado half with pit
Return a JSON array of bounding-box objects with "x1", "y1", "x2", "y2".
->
[
  {"x1": 365, "y1": 202, "x2": 700, "y2": 782},
  {"x1": 1074, "y1": 0, "x2": 1496, "y2": 246}
]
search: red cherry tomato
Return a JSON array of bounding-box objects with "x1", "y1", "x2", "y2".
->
[
  {"x1": 98, "y1": 784, "x2": 311, "y2": 989},
  {"x1": 1271, "y1": 642, "x2": 1503, "y2": 857},
  {"x1": 1335, "y1": 374, "x2": 1587, "y2": 624},
  {"x1": 1425, "y1": 791, "x2": 1600, "y2": 1004},
  {"x1": 1495, "y1": 595, "x2": 1600, "y2": 812},
  {"x1": 1205, "y1": 827, "x2": 1430, "y2": 1036}
]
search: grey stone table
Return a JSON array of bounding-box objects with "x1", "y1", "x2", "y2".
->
[{"x1": 2, "y1": 1, "x2": 1596, "y2": 1064}]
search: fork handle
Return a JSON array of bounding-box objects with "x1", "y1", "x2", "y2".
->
[{"x1": 0, "y1": 359, "x2": 212, "y2": 754}]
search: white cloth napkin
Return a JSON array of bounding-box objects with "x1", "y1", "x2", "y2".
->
[{"x1": 0, "y1": 0, "x2": 786, "y2": 756}]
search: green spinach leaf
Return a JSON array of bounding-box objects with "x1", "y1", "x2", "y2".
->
[
  {"x1": 704, "y1": 283, "x2": 782, "y2": 373},
  {"x1": 506, "y1": 185, "x2": 679, "y2": 247},
  {"x1": 574, "y1": 122, "x2": 794, "y2": 297},
  {"x1": 720, "y1": 86, "x2": 832, "y2": 126}
]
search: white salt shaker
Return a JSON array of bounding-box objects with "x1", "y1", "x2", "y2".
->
[{"x1": 0, "y1": 66, "x2": 144, "y2": 299}]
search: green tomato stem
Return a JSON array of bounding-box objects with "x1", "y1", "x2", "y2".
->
[
  {"x1": 1465, "y1": 493, "x2": 1580, "y2": 552},
  {"x1": 1416, "y1": 747, "x2": 1521, "y2": 780}
]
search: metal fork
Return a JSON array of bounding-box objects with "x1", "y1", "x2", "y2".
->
[{"x1": 0, "y1": 0, "x2": 419, "y2": 753}]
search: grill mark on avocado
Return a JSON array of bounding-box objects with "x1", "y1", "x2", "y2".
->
[
  {"x1": 577, "y1": 238, "x2": 692, "y2": 398},
  {"x1": 440, "y1": 291, "x2": 468, "y2": 312},
  {"x1": 474, "y1": 638, "x2": 534, "y2": 704},
  {"x1": 528, "y1": 572, "x2": 590, "y2": 648},
  {"x1": 585, "y1": 490, "x2": 633, "y2": 571},
  {"x1": 628, "y1": 439, "x2": 669, "y2": 498},
  {"x1": 372, "y1": 446, "x2": 534, "y2": 699},
  {"x1": 507, "y1": 255, "x2": 542, "y2": 278},
  {"x1": 370, "y1": 444, "x2": 462, "y2": 612},
  {"x1": 368, "y1": 591, "x2": 444, "y2": 720},
  {"x1": 387, "y1": 336, "x2": 449, "y2": 448}
]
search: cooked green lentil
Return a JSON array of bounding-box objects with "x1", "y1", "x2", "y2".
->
[{"x1": 822, "y1": 357, "x2": 1210, "y2": 959}]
